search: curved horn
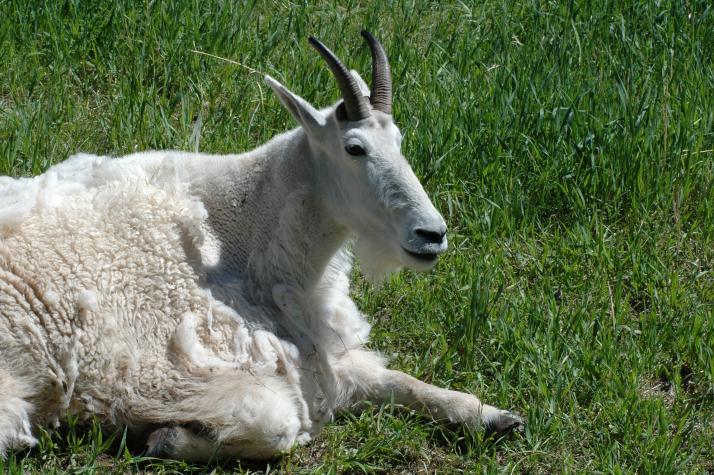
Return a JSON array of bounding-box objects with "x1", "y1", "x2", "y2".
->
[
  {"x1": 308, "y1": 36, "x2": 370, "y2": 121},
  {"x1": 361, "y1": 30, "x2": 392, "y2": 114}
]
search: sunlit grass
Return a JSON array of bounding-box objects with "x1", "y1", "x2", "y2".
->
[{"x1": 1, "y1": 0, "x2": 712, "y2": 473}]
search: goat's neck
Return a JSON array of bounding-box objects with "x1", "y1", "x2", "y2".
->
[{"x1": 198, "y1": 129, "x2": 348, "y2": 305}]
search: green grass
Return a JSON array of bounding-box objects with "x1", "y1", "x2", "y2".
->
[{"x1": 1, "y1": 0, "x2": 713, "y2": 473}]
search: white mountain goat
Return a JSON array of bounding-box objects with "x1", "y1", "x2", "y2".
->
[{"x1": 0, "y1": 31, "x2": 522, "y2": 461}]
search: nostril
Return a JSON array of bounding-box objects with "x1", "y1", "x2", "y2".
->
[{"x1": 415, "y1": 228, "x2": 446, "y2": 244}]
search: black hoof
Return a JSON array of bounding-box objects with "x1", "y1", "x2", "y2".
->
[
  {"x1": 485, "y1": 410, "x2": 525, "y2": 438},
  {"x1": 145, "y1": 427, "x2": 178, "y2": 458}
]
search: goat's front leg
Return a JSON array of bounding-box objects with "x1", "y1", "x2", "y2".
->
[
  {"x1": 340, "y1": 350, "x2": 523, "y2": 436},
  {"x1": 368, "y1": 369, "x2": 523, "y2": 435}
]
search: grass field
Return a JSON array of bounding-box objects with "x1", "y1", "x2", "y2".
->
[{"x1": 1, "y1": 0, "x2": 713, "y2": 473}]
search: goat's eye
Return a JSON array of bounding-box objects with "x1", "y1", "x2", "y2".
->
[{"x1": 345, "y1": 144, "x2": 366, "y2": 156}]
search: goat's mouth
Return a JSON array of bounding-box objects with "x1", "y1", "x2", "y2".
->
[{"x1": 402, "y1": 247, "x2": 440, "y2": 263}]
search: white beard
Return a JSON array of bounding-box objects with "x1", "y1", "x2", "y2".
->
[{"x1": 353, "y1": 234, "x2": 403, "y2": 283}]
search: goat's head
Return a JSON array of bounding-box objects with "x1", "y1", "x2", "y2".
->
[{"x1": 265, "y1": 31, "x2": 447, "y2": 280}]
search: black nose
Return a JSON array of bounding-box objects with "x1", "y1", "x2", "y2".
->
[{"x1": 415, "y1": 228, "x2": 446, "y2": 244}]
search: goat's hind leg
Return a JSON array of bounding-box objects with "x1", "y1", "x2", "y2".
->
[
  {"x1": 143, "y1": 371, "x2": 307, "y2": 462},
  {"x1": 0, "y1": 366, "x2": 39, "y2": 457},
  {"x1": 145, "y1": 425, "x2": 217, "y2": 462}
]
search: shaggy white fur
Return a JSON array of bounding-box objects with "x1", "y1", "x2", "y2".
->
[{"x1": 0, "y1": 37, "x2": 522, "y2": 461}]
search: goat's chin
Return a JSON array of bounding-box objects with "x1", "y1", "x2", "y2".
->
[{"x1": 354, "y1": 235, "x2": 403, "y2": 283}]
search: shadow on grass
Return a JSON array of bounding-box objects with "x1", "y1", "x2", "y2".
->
[
  {"x1": 4, "y1": 405, "x2": 526, "y2": 473},
  {"x1": 4, "y1": 419, "x2": 281, "y2": 474}
]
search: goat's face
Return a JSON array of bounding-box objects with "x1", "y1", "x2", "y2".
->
[
  {"x1": 327, "y1": 110, "x2": 447, "y2": 276},
  {"x1": 265, "y1": 31, "x2": 447, "y2": 278}
]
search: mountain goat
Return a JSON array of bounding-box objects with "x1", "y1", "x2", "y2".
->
[{"x1": 0, "y1": 31, "x2": 522, "y2": 461}]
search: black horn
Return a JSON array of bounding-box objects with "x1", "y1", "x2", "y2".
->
[
  {"x1": 309, "y1": 36, "x2": 371, "y2": 121},
  {"x1": 361, "y1": 30, "x2": 392, "y2": 114}
]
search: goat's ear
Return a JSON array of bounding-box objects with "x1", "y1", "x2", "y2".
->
[
  {"x1": 350, "y1": 69, "x2": 370, "y2": 97},
  {"x1": 265, "y1": 75, "x2": 326, "y2": 132}
]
